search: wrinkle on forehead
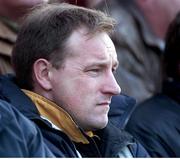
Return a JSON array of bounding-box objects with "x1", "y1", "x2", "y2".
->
[{"x1": 65, "y1": 26, "x2": 118, "y2": 64}]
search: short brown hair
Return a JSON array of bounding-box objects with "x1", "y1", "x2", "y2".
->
[{"x1": 12, "y1": 3, "x2": 116, "y2": 90}]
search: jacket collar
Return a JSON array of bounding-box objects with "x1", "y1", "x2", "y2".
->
[
  {"x1": 91, "y1": 122, "x2": 134, "y2": 157},
  {"x1": 23, "y1": 89, "x2": 93, "y2": 144},
  {"x1": 0, "y1": 74, "x2": 40, "y2": 120}
]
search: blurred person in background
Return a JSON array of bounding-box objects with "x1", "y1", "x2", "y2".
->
[
  {"x1": 126, "y1": 12, "x2": 180, "y2": 157},
  {"x1": 0, "y1": 0, "x2": 48, "y2": 74}
]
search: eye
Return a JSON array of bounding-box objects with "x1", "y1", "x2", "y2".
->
[
  {"x1": 86, "y1": 68, "x2": 102, "y2": 77},
  {"x1": 91, "y1": 69, "x2": 100, "y2": 73}
]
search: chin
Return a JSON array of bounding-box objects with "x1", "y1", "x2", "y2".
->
[
  {"x1": 93, "y1": 119, "x2": 108, "y2": 130},
  {"x1": 82, "y1": 116, "x2": 108, "y2": 131}
]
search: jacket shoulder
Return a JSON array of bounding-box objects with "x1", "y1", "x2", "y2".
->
[{"x1": 0, "y1": 99, "x2": 54, "y2": 157}]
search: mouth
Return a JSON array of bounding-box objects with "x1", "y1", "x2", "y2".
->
[
  {"x1": 97, "y1": 102, "x2": 110, "y2": 114},
  {"x1": 97, "y1": 101, "x2": 111, "y2": 106}
]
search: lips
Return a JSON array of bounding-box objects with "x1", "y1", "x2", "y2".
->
[
  {"x1": 97, "y1": 101, "x2": 111, "y2": 106},
  {"x1": 97, "y1": 102, "x2": 110, "y2": 113}
]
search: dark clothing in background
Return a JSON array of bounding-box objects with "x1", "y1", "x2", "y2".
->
[
  {"x1": 0, "y1": 74, "x2": 149, "y2": 157},
  {"x1": 126, "y1": 80, "x2": 180, "y2": 157},
  {"x1": 98, "y1": 0, "x2": 164, "y2": 103},
  {"x1": 0, "y1": 99, "x2": 54, "y2": 157}
]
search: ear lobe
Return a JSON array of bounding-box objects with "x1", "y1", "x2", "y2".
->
[{"x1": 33, "y1": 59, "x2": 52, "y2": 90}]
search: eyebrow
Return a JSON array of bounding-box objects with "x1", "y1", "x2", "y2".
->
[{"x1": 86, "y1": 59, "x2": 119, "y2": 69}]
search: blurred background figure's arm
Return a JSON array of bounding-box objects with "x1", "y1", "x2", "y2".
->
[
  {"x1": 0, "y1": 0, "x2": 49, "y2": 22},
  {"x1": 0, "y1": 0, "x2": 49, "y2": 75}
]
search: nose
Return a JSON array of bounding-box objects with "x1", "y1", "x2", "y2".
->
[{"x1": 102, "y1": 72, "x2": 121, "y2": 95}]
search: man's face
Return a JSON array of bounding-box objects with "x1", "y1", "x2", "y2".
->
[{"x1": 49, "y1": 28, "x2": 120, "y2": 131}]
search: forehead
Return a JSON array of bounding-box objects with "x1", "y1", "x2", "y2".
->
[{"x1": 65, "y1": 27, "x2": 118, "y2": 63}]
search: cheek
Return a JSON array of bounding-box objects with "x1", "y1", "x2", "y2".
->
[
  {"x1": 67, "y1": 78, "x2": 97, "y2": 105},
  {"x1": 52, "y1": 73, "x2": 99, "y2": 108},
  {"x1": 69, "y1": 76, "x2": 94, "y2": 92},
  {"x1": 56, "y1": 77, "x2": 90, "y2": 100}
]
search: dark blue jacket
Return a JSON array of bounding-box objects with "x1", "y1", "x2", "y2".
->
[
  {"x1": 109, "y1": 94, "x2": 136, "y2": 129},
  {"x1": 0, "y1": 99, "x2": 54, "y2": 157},
  {"x1": 126, "y1": 80, "x2": 180, "y2": 157},
  {"x1": 0, "y1": 74, "x2": 149, "y2": 157}
]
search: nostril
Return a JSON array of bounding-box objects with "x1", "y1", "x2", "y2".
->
[
  {"x1": 113, "y1": 78, "x2": 121, "y2": 95},
  {"x1": 115, "y1": 84, "x2": 121, "y2": 95}
]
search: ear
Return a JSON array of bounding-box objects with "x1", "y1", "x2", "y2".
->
[{"x1": 33, "y1": 58, "x2": 52, "y2": 90}]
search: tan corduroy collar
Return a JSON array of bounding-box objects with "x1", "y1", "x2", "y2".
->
[{"x1": 23, "y1": 89, "x2": 93, "y2": 144}]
